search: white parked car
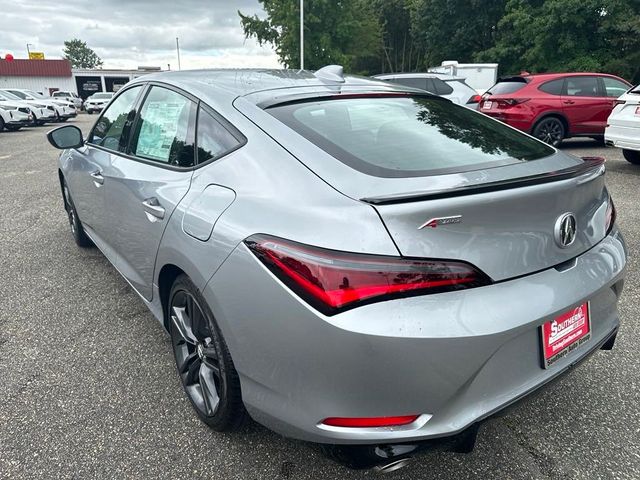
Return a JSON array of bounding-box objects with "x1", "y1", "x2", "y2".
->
[
  {"x1": 1, "y1": 88, "x2": 76, "y2": 122},
  {"x1": 605, "y1": 84, "x2": 640, "y2": 165},
  {"x1": 0, "y1": 90, "x2": 55, "y2": 126},
  {"x1": 52, "y1": 90, "x2": 84, "y2": 109},
  {"x1": 373, "y1": 73, "x2": 482, "y2": 107},
  {"x1": 0, "y1": 103, "x2": 30, "y2": 131},
  {"x1": 84, "y1": 92, "x2": 114, "y2": 113}
]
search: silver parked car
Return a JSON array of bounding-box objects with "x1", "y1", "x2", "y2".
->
[
  {"x1": 374, "y1": 72, "x2": 482, "y2": 107},
  {"x1": 46, "y1": 67, "x2": 626, "y2": 469}
]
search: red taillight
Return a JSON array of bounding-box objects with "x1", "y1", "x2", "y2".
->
[
  {"x1": 497, "y1": 98, "x2": 530, "y2": 107},
  {"x1": 245, "y1": 234, "x2": 491, "y2": 315},
  {"x1": 467, "y1": 94, "x2": 483, "y2": 104},
  {"x1": 322, "y1": 415, "x2": 420, "y2": 428},
  {"x1": 606, "y1": 196, "x2": 616, "y2": 235}
]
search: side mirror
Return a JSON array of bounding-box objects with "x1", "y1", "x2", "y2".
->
[{"x1": 46, "y1": 125, "x2": 84, "y2": 149}]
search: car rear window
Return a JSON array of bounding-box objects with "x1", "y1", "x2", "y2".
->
[
  {"x1": 267, "y1": 96, "x2": 554, "y2": 178},
  {"x1": 487, "y1": 79, "x2": 528, "y2": 95}
]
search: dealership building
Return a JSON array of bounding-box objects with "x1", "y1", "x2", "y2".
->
[{"x1": 0, "y1": 59, "x2": 162, "y2": 99}]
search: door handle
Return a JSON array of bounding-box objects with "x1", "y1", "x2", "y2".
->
[
  {"x1": 563, "y1": 100, "x2": 575, "y2": 105},
  {"x1": 90, "y1": 171, "x2": 104, "y2": 187},
  {"x1": 142, "y1": 198, "x2": 165, "y2": 221}
]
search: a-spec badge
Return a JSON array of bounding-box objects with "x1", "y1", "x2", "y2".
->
[{"x1": 418, "y1": 215, "x2": 462, "y2": 230}]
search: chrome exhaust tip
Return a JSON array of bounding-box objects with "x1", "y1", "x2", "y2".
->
[{"x1": 373, "y1": 457, "x2": 413, "y2": 473}]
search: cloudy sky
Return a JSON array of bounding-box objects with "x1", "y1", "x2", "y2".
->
[{"x1": 0, "y1": 0, "x2": 281, "y2": 70}]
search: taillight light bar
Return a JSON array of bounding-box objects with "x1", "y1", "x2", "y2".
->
[
  {"x1": 497, "y1": 98, "x2": 530, "y2": 107},
  {"x1": 244, "y1": 234, "x2": 491, "y2": 315},
  {"x1": 605, "y1": 196, "x2": 616, "y2": 235}
]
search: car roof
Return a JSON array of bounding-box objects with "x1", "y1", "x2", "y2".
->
[
  {"x1": 374, "y1": 72, "x2": 465, "y2": 81},
  {"x1": 501, "y1": 72, "x2": 628, "y2": 83},
  {"x1": 129, "y1": 68, "x2": 428, "y2": 107}
]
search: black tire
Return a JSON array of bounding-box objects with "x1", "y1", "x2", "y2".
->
[
  {"x1": 5, "y1": 125, "x2": 22, "y2": 131},
  {"x1": 87, "y1": 110, "x2": 93, "y2": 114},
  {"x1": 0, "y1": 116, "x2": 5, "y2": 131},
  {"x1": 623, "y1": 149, "x2": 640, "y2": 165},
  {"x1": 62, "y1": 179, "x2": 93, "y2": 247},
  {"x1": 169, "y1": 274, "x2": 247, "y2": 431},
  {"x1": 532, "y1": 116, "x2": 565, "y2": 147}
]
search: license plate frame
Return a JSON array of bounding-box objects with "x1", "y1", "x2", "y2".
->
[
  {"x1": 540, "y1": 302, "x2": 591, "y2": 369},
  {"x1": 483, "y1": 101, "x2": 493, "y2": 110}
]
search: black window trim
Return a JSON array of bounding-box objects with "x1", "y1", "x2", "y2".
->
[
  {"x1": 537, "y1": 78, "x2": 565, "y2": 96},
  {"x1": 125, "y1": 83, "x2": 198, "y2": 168},
  {"x1": 195, "y1": 102, "x2": 248, "y2": 168},
  {"x1": 562, "y1": 75, "x2": 602, "y2": 98},
  {"x1": 598, "y1": 76, "x2": 632, "y2": 98},
  {"x1": 86, "y1": 83, "x2": 147, "y2": 155},
  {"x1": 84, "y1": 80, "x2": 247, "y2": 172}
]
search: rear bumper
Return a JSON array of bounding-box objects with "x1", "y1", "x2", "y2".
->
[
  {"x1": 605, "y1": 124, "x2": 640, "y2": 151},
  {"x1": 204, "y1": 229, "x2": 626, "y2": 445},
  {"x1": 481, "y1": 110, "x2": 532, "y2": 132}
]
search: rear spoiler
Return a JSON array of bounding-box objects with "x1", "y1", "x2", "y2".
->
[{"x1": 361, "y1": 157, "x2": 605, "y2": 206}]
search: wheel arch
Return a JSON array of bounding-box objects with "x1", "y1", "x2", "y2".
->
[
  {"x1": 158, "y1": 263, "x2": 187, "y2": 330},
  {"x1": 531, "y1": 112, "x2": 570, "y2": 137},
  {"x1": 58, "y1": 169, "x2": 68, "y2": 210}
]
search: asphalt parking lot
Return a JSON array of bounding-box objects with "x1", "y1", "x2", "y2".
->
[{"x1": 0, "y1": 114, "x2": 638, "y2": 480}]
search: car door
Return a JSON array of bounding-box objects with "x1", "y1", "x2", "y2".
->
[
  {"x1": 65, "y1": 85, "x2": 144, "y2": 248},
  {"x1": 99, "y1": 84, "x2": 197, "y2": 300},
  {"x1": 561, "y1": 76, "x2": 610, "y2": 134},
  {"x1": 600, "y1": 76, "x2": 632, "y2": 125}
]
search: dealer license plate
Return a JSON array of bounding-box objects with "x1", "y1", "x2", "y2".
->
[{"x1": 540, "y1": 302, "x2": 591, "y2": 369}]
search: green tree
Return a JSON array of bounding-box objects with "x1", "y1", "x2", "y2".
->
[
  {"x1": 409, "y1": 0, "x2": 507, "y2": 69},
  {"x1": 372, "y1": 0, "x2": 422, "y2": 73},
  {"x1": 63, "y1": 39, "x2": 103, "y2": 69},
  {"x1": 477, "y1": 0, "x2": 640, "y2": 83},
  {"x1": 239, "y1": 0, "x2": 382, "y2": 74}
]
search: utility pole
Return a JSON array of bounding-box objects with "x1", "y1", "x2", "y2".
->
[
  {"x1": 176, "y1": 37, "x2": 181, "y2": 70},
  {"x1": 26, "y1": 43, "x2": 33, "y2": 57},
  {"x1": 300, "y1": 0, "x2": 304, "y2": 70}
]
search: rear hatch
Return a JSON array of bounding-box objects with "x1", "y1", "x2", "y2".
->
[
  {"x1": 366, "y1": 163, "x2": 608, "y2": 281},
  {"x1": 242, "y1": 90, "x2": 611, "y2": 282}
]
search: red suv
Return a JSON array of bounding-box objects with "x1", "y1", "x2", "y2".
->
[{"x1": 480, "y1": 73, "x2": 631, "y2": 146}]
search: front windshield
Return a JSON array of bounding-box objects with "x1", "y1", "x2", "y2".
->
[
  {"x1": 25, "y1": 90, "x2": 45, "y2": 99},
  {"x1": 6, "y1": 90, "x2": 27, "y2": 99},
  {"x1": 0, "y1": 90, "x2": 21, "y2": 101}
]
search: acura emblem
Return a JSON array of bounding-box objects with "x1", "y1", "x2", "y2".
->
[{"x1": 555, "y1": 213, "x2": 577, "y2": 248}]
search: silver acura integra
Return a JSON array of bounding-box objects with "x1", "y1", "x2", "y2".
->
[{"x1": 47, "y1": 66, "x2": 626, "y2": 470}]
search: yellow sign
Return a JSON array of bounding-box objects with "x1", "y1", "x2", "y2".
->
[{"x1": 28, "y1": 52, "x2": 45, "y2": 60}]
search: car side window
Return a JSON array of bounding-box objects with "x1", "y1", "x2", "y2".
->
[
  {"x1": 602, "y1": 77, "x2": 629, "y2": 98},
  {"x1": 432, "y1": 78, "x2": 453, "y2": 95},
  {"x1": 130, "y1": 86, "x2": 197, "y2": 167},
  {"x1": 196, "y1": 107, "x2": 242, "y2": 164},
  {"x1": 538, "y1": 79, "x2": 564, "y2": 95},
  {"x1": 565, "y1": 77, "x2": 599, "y2": 97},
  {"x1": 88, "y1": 86, "x2": 142, "y2": 152}
]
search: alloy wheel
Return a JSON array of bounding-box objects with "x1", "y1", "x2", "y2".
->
[
  {"x1": 535, "y1": 119, "x2": 563, "y2": 146},
  {"x1": 170, "y1": 290, "x2": 224, "y2": 418}
]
